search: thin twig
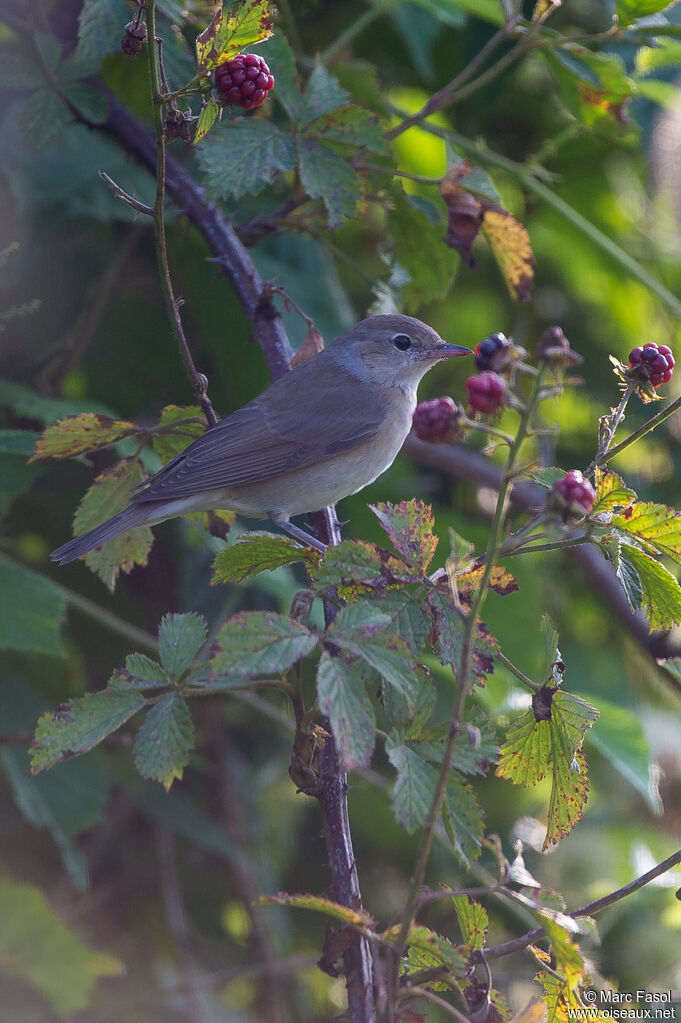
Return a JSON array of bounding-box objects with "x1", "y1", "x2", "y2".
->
[
  {"x1": 99, "y1": 171, "x2": 154, "y2": 216},
  {"x1": 593, "y1": 392, "x2": 681, "y2": 468}
]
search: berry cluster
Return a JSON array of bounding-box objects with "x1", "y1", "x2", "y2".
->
[
  {"x1": 412, "y1": 397, "x2": 462, "y2": 443},
  {"x1": 215, "y1": 54, "x2": 275, "y2": 110},
  {"x1": 474, "y1": 332, "x2": 510, "y2": 373},
  {"x1": 628, "y1": 343, "x2": 675, "y2": 389},
  {"x1": 553, "y1": 470, "x2": 596, "y2": 517},
  {"x1": 465, "y1": 371, "x2": 507, "y2": 414}
]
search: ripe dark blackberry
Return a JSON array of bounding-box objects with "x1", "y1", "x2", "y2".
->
[
  {"x1": 465, "y1": 372, "x2": 507, "y2": 414},
  {"x1": 474, "y1": 332, "x2": 511, "y2": 372},
  {"x1": 553, "y1": 470, "x2": 596, "y2": 516},
  {"x1": 412, "y1": 397, "x2": 462, "y2": 443},
  {"x1": 215, "y1": 54, "x2": 275, "y2": 110},
  {"x1": 628, "y1": 343, "x2": 674, "y2": 388}
]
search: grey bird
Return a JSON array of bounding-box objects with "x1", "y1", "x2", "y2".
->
[{"x1": 51, "y1": 314, "x2": 471, "y2": 564}]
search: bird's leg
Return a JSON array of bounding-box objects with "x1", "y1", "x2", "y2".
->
[{"x1": 276, "y1": 518, "x2": 328, "y2": 553}]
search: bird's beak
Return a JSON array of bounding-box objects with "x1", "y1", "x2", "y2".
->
[{"x1": 420, "y1": 343, "x2": 473, "y2": 361}]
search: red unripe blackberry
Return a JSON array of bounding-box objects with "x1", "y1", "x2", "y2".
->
[
  {"x1": 628, "y1": 342, "x2": 674, "y2": 388},
  {"x1": 474, "y1": 332, "x2": 511, "y2": 372},
  {"x1": 553, "y1": 470, "x2": 596, "y2": 516},
  {"x1": 412, "y1": 397, "x2": 463, "y2": 443},
  {"x1": 465, "y1": 371, "x2": 507, "y2": 414},
  {"x1": 215, "y1": 53, "x2": 275, "y2": 110}
]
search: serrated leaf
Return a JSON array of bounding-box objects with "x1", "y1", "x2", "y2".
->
[
  {"x1": 389, "y1": 188, "x2": 457, "y2": 310},
  {"x1": 297, "y1": 62, "x2": 350, "y2": 127},
  {"x1": 386, "y1": 732, "x2": 438, "y2": 832},
  {"x1": 317, "y1": 654, "x2": 376, "y2": 769},
  {"x1": 30, "y1": 413, "x2": 138, "y2": 461},
  {"x1": 545, "y1": 747, "x2": 590, "y2": 849},
  {"x1": 612, "y1": 500, "x2": 681, "y2": 566},
  {"x1": 122, "y1": 652, "x2": 169, "y2": 688},
  {"x1": 411, "y1": 709, "x2": 498, "y2": 775},
  {"x1": 196, "y1": 0, "x2": 274, "y2": 71},
  {"x1": 254, "y1": 32, "x2": 300, "y2": 117},
  {"x1": 31, "y1": 687, "x2": 146, "y2": 773},
  {"x1": 592, "y1": 468, "x2": 636, "y2": 513},
  {"x1": 0, "y1": 881, "x2": 122, "y2": 1015},
  {"x1": 212, "y1": 611, "x2": 318, "y2": 676},
  {"x1": 73, "y1": 458, "x2": 153, "y2": 591},
  {"x1": 429, "y1": 585, "x2": 498, "y2": 684},
  {"x1": 255, "y1": 891, "x2": 375, "y2": 929},
  {"x1": 455, "y1": 563, "x2": 518, "y2": 600},
  {"x1": 152, "y1": 405, "x2": 205, "y2": 464},
  {"x1": 370, "y1": 499, "x2": 438, "y2": 573},
  {"x1": 481, "y1": 207, "x2": 535, "y2": 302},
  {"x1": 20, "y1": 87, "x2": 72, "y2": 149},
  {"x1": 77, "y1": 0, "x2": 130, "y2": 65},
  {"x1": 398, "y1": 924, "x2": 466, "y2": 987},
  {"x1": 297, "y1": 137, "x2": 362, "y2": 227},
  {"x1": 61, "y1": 81, "x2": 109, "y2": 124},
  {"x1": 133, "y1": 691, "x2": 194, "y2": 790},
  {"x1": 617, "y1": 0, "x2": 676, "y2": 26},
  {"x1": 0, "y1": 557, "x2": 66, "y2": 657},
  {"x1": 212, "y1": 531, "x2": 316, "y2": 583},
  {"x1": 371, "y1": 590, "x2": 432, "y2": 655},
  {"x1": 328, "y1": 604, "x2": 418, "y2": 709},
  {"x1": 442, "y1": 771, "x2": 484, "y2": 865},
  {"x1": 198, "y1": 118, "x2": 296, "y2": 197},
  {"x1": 617, "y1": 544, "x2": 681, "y2": 630},
  {"x1": 312, "y1": 539, "x2": 409, "y2": 593},
  {"x1": 158, "y1": 612, "x2": 207, "y2": 680},
  {"x1": 449, "y1": 893, "x2": 489, "y2": 950},
  {"x1": 193, "y1": 98, "x2": 220, "y2": 144},
  {"x1": 305, "y1": 106, "x2": 387, "y2": 152}
]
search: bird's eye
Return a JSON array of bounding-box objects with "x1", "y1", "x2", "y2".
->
[{"x1": 392, "y1": 333, "x2": 413, "y2": 351}]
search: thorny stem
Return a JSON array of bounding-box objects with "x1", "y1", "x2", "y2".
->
[
  {"x1": 391, "y1": 367, "x2": 548, "y2": 986},
  {"x1": 585, "y1": 381, "x2": 635, "y2": 476},
  {"x1": 592, "y1": 392, "x2": 681, "y2": 469},
  {"x1": 145, "y1": 1, "x2": 217, "y2": 428}
]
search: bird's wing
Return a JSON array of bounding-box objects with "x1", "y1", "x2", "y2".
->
[{"x1": 133, "y1": 358, "x2": 386, "y2": 503}]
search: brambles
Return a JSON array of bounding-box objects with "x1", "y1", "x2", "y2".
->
[
  {"x1": 465, "y1": 371, "x2": 507, "y2": 414},
  {"x1": 628, "y1": 343, "x2": 674, "y2": 389},
  {"x1": 552, "y1": 470, "x2": 596, "y2": 517},
  {"x1": 214, "y1": 54, "x2": 275, "y2": 110},
  {"x1": 474, "y1": 332, "x2": 511, "y2": 372},
  {"x1": 412, "y1": 397, "x2": 463, "y2": 442}
]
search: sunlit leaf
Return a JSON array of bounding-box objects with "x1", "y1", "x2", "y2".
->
[
  {"x1": 481, "y1": 208, "x2": 535, "y2": 302},
  {"x1": 449, "y1": 892, "x2": 489, "y2": 950},
  {"x1": 193, "y1": 98, "x2": 220, "y2": 144},
  {"x1": 592, "y1": 468, "x2": 636, "y2": 513},
  {"x1": 195, "y1": 0, "x2": 274, "y2": 72},
  {"x1": 255, "y1": 891, "x2": 375, "y2": 929},
  {"x1": 617, "y1": 0, "x2": 677, "y2": 27},
  {"x1": 612, "y1": 500, "x2": 681, "y2": 566}
]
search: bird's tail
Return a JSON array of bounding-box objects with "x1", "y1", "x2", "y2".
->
[{"x1": 51, "y1": 504, "x2": 153, "y2": 565}]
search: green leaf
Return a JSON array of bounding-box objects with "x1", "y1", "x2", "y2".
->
[
  {"x1": 449, "y1": 893, "x2": 489, "y2": 950},
  {"x1": 31, "y1": 687, "x2": 146, "y2": 773},
  {"x1": 389, "y1": 187, "x2": 457, "y2": 310},
  {"x1": 312, "y1": 539, "x2": 409, "y2": 593},
  {"x1": 585, "y1": 694, "x2": 661, "y2": 813},
  {"x1": 371, "y1": 499, "x2": 438, "y2": 573},
  {"x1": 612, "y1": 500, "x2": 681, "y2": 567},
  {"x1": 254, "y1": 32, "x2": 300, "y2": 117},
  {"x1": 198, "y1": 118, "x2": 297, "y2": 198},
  {"x1": 212, "y1": 611, "x2": 318, "y2": 675},
  {"x1": 371, "y1": 590, "x2": 432, "y2": 655},
  {"x1": 305, "y1": 106, "x2": 387, "y2": 152},
  {"x1": 158, "y1": 612, "x2": 207, "y2": 680},
  {"x1": 151, "y1": 405, "x2": 205, "y2": 464},
  {"x1": 61, "y1": 81, "x2": 109, "y2": 124},
  {"x1": 411, "y1": 709, "x2": 499, "y2": 775},
  {"x1": 617, "y1": 0, "x2": 676, "y2": 27},
  {"x1": 20, "y1": 87, "x2": 72, "y2": 149},
  {"x1": 317, "y1": 653, "x2": 376, "y2": 770},
  {"x1": 297, "y1": 136, "x2": 362, "y2": 227},
  {"x1": 133, "y1": 691, "x2": 194, "y2": 790},
  {"x1": 592, "y1": 468, "x2": 636, "y2": 514},
  {"x1": 618, "y1": 544, "x2": 681, "y2": 631},
  {"x1": 77, "y1": 0, "x2": 130, "y2": 65},
  {"x1": 543, "y1": 45, "x2": 635, "y2": 130},
  {"x1": 297, "y1": 62, "x2": 350, "y2": 127},
  {"x1": 0, "y1": 379, "x2": 113, "y2": 424},
  {"x1": 400, "y1": 924, "x2": 466, "y2": 987},
  {"x1": 0, "y1": 557, "x2": 66, "y2": 657},
  {"x1": 212, "y1": 531, "x2": 316, "y2": 583},
  {"x1": 73, "y1": 458, "x2": 153, "y2": 591},
  {"x1": 0, "y1": 429, "x2": 39, "y2": 456},
  {"x1": 30, "y1": 412, "x2": 138, "y2": 461},
  {"x1": 255, "y1": 891, "x2": 374, "y2": 929},
  {"x1": 193, "y1": 99, "x2": 220, "y2": 144},
  {"x1": 120, "y1": 653, "x2": 168, "y2": 689},
  {"x1": 195, "y1": 0, "x2": 274, "y2": 72},
  {"x1": 328, "y1": 603, "x2": 418, "y2": 709},
  {"x1": 442, "y1": 771, "x2": 484, "y2": 865},
  {"x1": 429, "y1": 585, "x2": 498, "y2": 684},
  {"x1": 386, "y1": 731, "x2": 438, "y2": 832},
  {"x1": 0, "y1": 881, "x2": 122, "y2": 1015}
]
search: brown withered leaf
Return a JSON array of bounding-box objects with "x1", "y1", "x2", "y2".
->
[
  {"x1": 481, "y1": 209, "x2": 535, "y2": 302},
  {"x1": 456, "y1": 564, "x2": 519, "y2": 603},
  {"x1": 440, "y1": 164, "x2": 485, "y2": 268},
  {"x1": 291, "y1": 326, "x2": 325, "y2": 367}
]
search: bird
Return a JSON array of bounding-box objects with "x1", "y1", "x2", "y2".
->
[{"x1": 51, "y1": 314, "x2": 471, "y2": 564}]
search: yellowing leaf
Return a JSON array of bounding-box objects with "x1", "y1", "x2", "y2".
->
[
  {"x1": 592, "y1": 468, "x2": 636, "y2": 514},
  {"x1": 152, "y1": 405, "x2": 205, "y2": 465},
  {"x1": 255, "y1": 891, "x2": 375, "y2": 930},
  {"x1": 193, "y1": 98, "x2": 220, "y2": 144},
  {"x1": 370, "y1": 499, "x2": 438, "y2": 574},
  {"x1": 196, "y1": 0, "x2": 273, "y2": 72},
  {"x1": 73, "y1": 458, "x2": 153, "y2": 591},
  {"x1": 481, "y1": 208, "x2": 535, "y2": 302},
  {"x1": 613, "y1": 501, "x2": 681, "y2": 567},
  {"x1": 30, "y1": 413, "x2": 138, "y2": 461}
]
